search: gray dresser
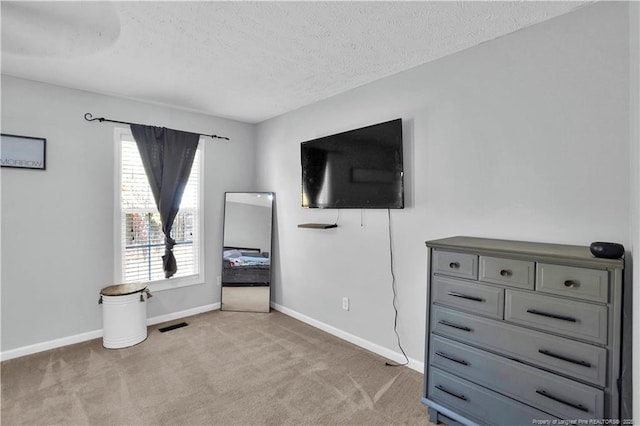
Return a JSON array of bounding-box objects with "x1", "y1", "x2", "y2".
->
[{"x1": 422, "y1": 236, "x2": 625, "y2": 426}]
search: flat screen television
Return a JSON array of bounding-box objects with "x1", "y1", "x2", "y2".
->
[{"x1": 301, "y1": 118, "x2": 404, "y2": 209}]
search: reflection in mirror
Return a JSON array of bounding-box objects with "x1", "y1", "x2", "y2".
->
[{"x1": 221, "y1": 192, "x2": 274, "y2": 312}]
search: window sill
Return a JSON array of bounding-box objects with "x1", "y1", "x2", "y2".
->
[{"x1": 146, "y1": 274, "x2": 204, "y2": 293}]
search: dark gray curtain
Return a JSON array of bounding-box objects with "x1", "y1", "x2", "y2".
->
[{"x1": 130, "y1": 124, "x2": 199, "y2": 278}]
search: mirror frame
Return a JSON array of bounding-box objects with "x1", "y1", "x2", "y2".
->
[{"x1": 220, "y1": 192, "x2": 274, "y2": 312}]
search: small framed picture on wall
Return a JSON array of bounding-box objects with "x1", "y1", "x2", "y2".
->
[{"x1": 0, "y1": 133, "x2": 46, "y2": 170}]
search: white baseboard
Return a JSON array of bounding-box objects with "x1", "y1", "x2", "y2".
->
[
  {"x1": 147, "y1": 303, "x2": 220, "y2": 326},
  {"x1": 271, "y1": 302, "x2": 424, "y2": 374},
  {"x1": 0, "y1": 303, "x2": 220, "y2": 362},
  {"x1": 0, "y1": 329, "x2": 104, "y2": 362},
  {"x1": 1, "y1": 302, "x2": 422, "y2": 374}
]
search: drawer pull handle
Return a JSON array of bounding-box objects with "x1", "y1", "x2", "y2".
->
[
  {"x1": 499, "y1": 269, "x2": 512, "y2": 277},
  {"x1": 564, "y1": 280, "x2": 579, "y2": 288},
  {"x1": 526, "y1": 309, "x2": 577, "y2": 322},
  {"x1": 435, "y1": 351, "x2": 469, "y2": 366},
  {"x1": 438, "y1": 320, "x2": 472, "y2": 332},
  {"x1": 447, "y1": 292, "x2": 484, "y2": 302},
  {"x1": 449, "y1": 262, "x2": 460, "y2": 269},
  {"x1": 535, "y1": 389, "x2": 589, "y2": 413},
  {"x1": 538, "y1": 349, "x2": 592, "y2": 368},
  {"x1": 435, "y1": 384, "x2": 467, "y2": 401}
]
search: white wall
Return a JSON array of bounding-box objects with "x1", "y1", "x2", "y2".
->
[
  {"x1": 257, "y1": 2, "x2": 631, "y2": 368},
  {"x1": 630, "y1": 0, "x2": 640, "y2": 420},
  {"x1": 224, "y1": 201, "x2": 272, "y2": 253},
  {"x1": 0, "y1": 76, "x2": 257, "y2": 352}
]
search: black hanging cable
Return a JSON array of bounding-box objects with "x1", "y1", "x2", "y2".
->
[
  {"x1": 83, "y1": 112, "x2": 230, "y2": 140},
  {"x1": 385, "y1": 208, "x2": 409, "y2": 367}
]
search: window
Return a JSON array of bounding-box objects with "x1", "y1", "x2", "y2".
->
[{"x1": 115, "y1": 128, "x2": 203, "y2": 289}]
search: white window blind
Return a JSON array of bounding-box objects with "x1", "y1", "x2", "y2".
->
[{"x1": 119, "y1": 133, "x2": 201, "y2": 283}]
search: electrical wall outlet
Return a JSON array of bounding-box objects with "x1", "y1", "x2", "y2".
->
[
  {"x1": 216, "y1": 275, "x2": 221, "y2": 286},
  {"x1": 342, "y1": 297, "x2": 350, "y2": 311}
]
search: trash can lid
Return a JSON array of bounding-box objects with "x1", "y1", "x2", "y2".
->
[{"x1": 100, "y1": 282, "x2": 147, "y2": 296}]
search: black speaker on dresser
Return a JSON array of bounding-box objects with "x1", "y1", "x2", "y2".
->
[{"x1": 589, "y1": 242, "x2": 624, "y2": 259}]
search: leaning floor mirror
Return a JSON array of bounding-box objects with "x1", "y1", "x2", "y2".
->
[{"x1": 220, "y1": 192, "x2": 274, "y2": 313}]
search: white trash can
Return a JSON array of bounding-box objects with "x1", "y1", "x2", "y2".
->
[{"x1": 99, "y1": 283, "x2": 151, "y2": 349}]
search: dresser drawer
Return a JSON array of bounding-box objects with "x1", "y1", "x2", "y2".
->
[
  {"x1": 431, "y1": 306, "x2": 607, "y2": 386},
  {"x1": 428, "y1": 367, "x2": 558, "y2": 425},
  {"x1": 505, "y1": 290, "x2": 608, "y2": 344},
  {"x1": 479, "y1": 256, "x2": 535, "y2": 290},
  {"x1": 432, "y1": 250, "x2": 478, "y2": 280},
  {"x1": 536, "y1": 263, "x2": 609, "y2": 303},
  {"x1": 432, "y1": 276, "x2": 504, "y2": 319},
  {"x1": 430, "y1": 335, "x2": 604, "y2": 419}
]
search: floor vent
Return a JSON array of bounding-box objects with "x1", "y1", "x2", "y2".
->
[{"x1": 158, "y1": 322, "x2": 188, "y2": 333}]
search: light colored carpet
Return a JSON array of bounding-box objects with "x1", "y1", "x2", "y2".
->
[{"x1": 1, "y1": 309, "x2": 433, "y2": 425}]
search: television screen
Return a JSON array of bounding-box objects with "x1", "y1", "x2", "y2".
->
[{"x1": 301, "y1": 119, "x2": 404, "y2": 209}]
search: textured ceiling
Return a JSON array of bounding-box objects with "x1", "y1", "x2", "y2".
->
[{"x1": 1, "y1": 1, "x2": 589, "y2": 124}]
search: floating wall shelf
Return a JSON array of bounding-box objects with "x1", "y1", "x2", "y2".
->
[{"x1": 297, "y1": 223, "x2": 338, "y2": 229}]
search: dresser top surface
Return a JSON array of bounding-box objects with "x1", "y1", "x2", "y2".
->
[{"x1": 426, "y1": 236, "x2": 624, "y2": 270}]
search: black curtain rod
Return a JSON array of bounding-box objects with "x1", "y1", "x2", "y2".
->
[{"x1": 84, "y1": 112, "x2": 230, "y2": 141}]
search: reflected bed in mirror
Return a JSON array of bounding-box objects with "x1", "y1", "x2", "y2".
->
[{"x1": 220, "y1": 192, "x2": 274, "y2": 313}]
